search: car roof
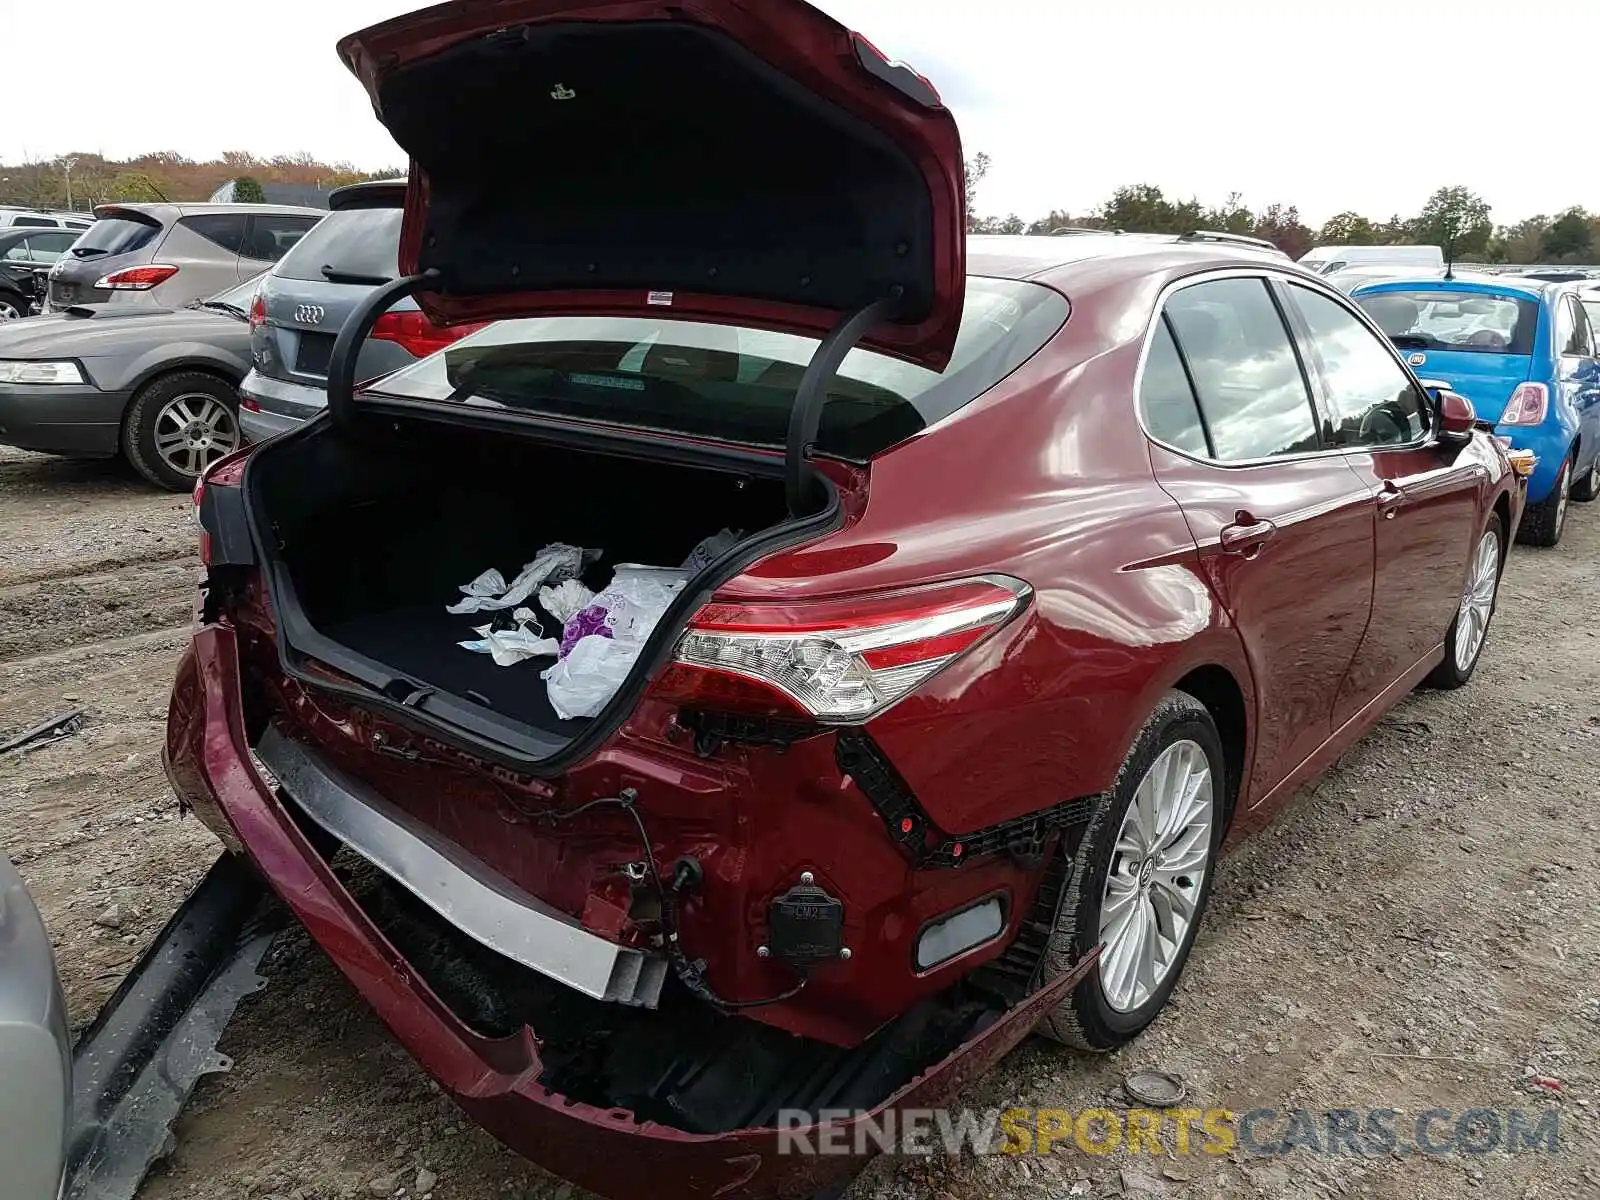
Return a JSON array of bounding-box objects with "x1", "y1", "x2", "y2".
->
[
  {"x1": 90, "y1": 201, "x2": 325, "y2": 222},
  {"x1": 1348, "y1": 274, "x2": 1555, "y2": 302},
  {"x1": 967, "y1": 232, "x2": 1298, "y2": 286}
]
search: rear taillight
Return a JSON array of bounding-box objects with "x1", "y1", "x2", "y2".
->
[
  {"x1": 1500, "y1": 382, "x2": 1548, "y2": 426},
  {"x1": 248, "y1": 293, "x2": 266, "y2": 330},
  {"x1": 193, "y1": 447, "x2": 255, "y2": 565},
  {"x1": 93, "y1": 264, "x2": 179, "y2": 291},
  {"x1": 651, "y1": 577, "x2": 1030, "y2": 723},
  {"x1": 369, "y1": 312, "x2": 486, "y2": 359}
]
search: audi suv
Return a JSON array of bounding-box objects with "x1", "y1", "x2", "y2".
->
[{"x1": 237, "y1": 180, "x2": 478, "y2": 443}]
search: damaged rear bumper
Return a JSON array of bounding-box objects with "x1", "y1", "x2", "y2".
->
[{"x1": 163, "y1": 624, "x2": 1098, "y2": 1200}]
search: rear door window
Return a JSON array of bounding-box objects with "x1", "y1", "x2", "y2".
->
[
  {"x1": 20, "y1": 232, "x2": 75, "y2": 264},
  {"x1": 12, "y1": 216, "x2": 55, "y2": 227},
  {"x1": 1356, "y1": 289, "x2": 1540, "y2": 355},
  {"x1": 370, "y1": 276, "x2": 1070, "y2": 459},
  {"x1": 1288, "y1": 284, "x2": 1430, "y2": 447},
  {"x1": 1163, "y1": 277, "x2": 1322, "y2": 461},
  {"x1": 69, "y1": 215, "x2": 162, "y2": 258},
  {"x1": 273, "y1": 209, "x2": 402, "y2": 283},
  {"x1": 181, "y1": 214, "x2": 250, "y2": 256},
  {"x1": 241, "y1": 214, "x2": 321, "y2": 263},
  {"x1": 1139, "y1": 316, "x2": 1210, "y2": 455},
  {"x1": 1560, "y1": 295, "x2": 1594, "y2": 357}
]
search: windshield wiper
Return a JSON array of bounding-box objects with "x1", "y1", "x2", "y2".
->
[
  {"x1": 321, "y1": 264, "x2": 393, "y2": 286},
  {"x1": 195, "y1": 300, "x2": 245, "y2": 319},
  {"x1": 1386, "y1": 334, "x2": 1431, "y2": 349}
]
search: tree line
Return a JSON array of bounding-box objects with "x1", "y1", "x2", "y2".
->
[
  {"x1": 965, "y1": 154, "x2": 1599, "y2": 265},
  {"x1": 0, "y1": 151, "x2": 405, "y2": 212}
]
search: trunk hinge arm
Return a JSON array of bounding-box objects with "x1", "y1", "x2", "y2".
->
[
  {"x1": 326, "y1": 269, "x2": 441, "y2": 428},
  {"x1": 785, "y1": 296, "x2": 902, "y2": 516}
]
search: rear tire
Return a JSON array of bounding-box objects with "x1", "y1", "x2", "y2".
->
[
  {"x1": 1424, "y1": 514, "x2": 1503, "y2": 689},
  {"x1": 121, "y1": 371, "x2": 242, "y2": 491},
  {"x1": 1036, "y1": 691, "x2": 1225, "y2": 1051},
  {"x1": 1517, "y1": 455, "x2": 1571, "y2": 547},
  {"x1": 0, "y1": 290, "x2": 29, "y2": 321},
  {"x1": 1571, "y1": 456, "x2": 1599, "y2": 503}
]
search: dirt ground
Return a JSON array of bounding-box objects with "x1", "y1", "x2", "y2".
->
[{"x1": 2, "y1": 441, "x2": 1596, "y2": 1200}]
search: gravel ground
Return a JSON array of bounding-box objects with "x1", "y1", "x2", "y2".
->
[{"x1": 2, "y1": 441, "x2": 1596, "y2": 1200}]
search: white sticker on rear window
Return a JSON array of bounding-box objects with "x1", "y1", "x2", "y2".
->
[
  {"x1": 570, "y1": 372, "x2": 646, "y2": 392},
  {"x1": 647, "y1": 291, "x2": 674, "y2": 307}
]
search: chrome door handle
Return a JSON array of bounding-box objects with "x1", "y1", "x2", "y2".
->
[
  {"x1": 1377, "y1": 481, "x2": 1404, "y2": 519},
  {"x1": 1219, "y1": 518, "x2": 1277, "y2": 556}
]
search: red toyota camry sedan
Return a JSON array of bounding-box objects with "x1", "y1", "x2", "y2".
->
[{"x1": 164, "y1": 1, "x2": 1527, "y2": 1196}]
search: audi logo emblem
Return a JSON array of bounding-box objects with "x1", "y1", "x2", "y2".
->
[{"x1": 294, "y1": 304, "x2": 326, "y2": 325}]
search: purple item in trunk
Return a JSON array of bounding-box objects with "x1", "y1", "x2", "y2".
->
[{"x1": 560, "y1": 605, "x2": 615, "y2": 658}]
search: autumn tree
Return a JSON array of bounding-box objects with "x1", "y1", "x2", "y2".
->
[
  {"x1": 1412, "y1": 186, "x2": 1492, "y2": 259},
  {"x1": 1317, "y1": 211, "x2": 1377, "y2": 244},
  {"x1": 1541, "y1": 208, "x2": 1593, "y2": 261},
  {"x1": 1252, "y1": 204, "x2": 1314, "y2": 259},
  {"x1": 1100, "y1": 184, "x2": 1202, "y2": 235}
]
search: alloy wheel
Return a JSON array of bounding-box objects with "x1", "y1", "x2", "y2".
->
[
  {"x1": 153, "y1": 392, "x2": 240, "y2": 478},
  {"x1": 1454, "y1": 527, "x2": 1500, "y2": 672},
  {"x1": 0, "y1": 298, "x2": 22, "y2": 320},
  {"x1": 1554, "y1": 461, "x2": 1571, "y2": 536},
  {"x1": 1098, "y1": 739, "x2": 1214, "y2": 1013}
]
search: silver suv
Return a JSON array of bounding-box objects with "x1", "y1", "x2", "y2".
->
[
  {"x1": 46, "y1": 202, "x2": 322, "y2": 313},
  {"x1": 240, "y1": 180, "x2": 476, "y2": 442}
]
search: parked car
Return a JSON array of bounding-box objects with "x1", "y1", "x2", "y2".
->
[
  {"x1": 239, "y1": 180, "x2": 477, "y2": 442},
  {"x1": 0, "y1": 856, "x2": 70, "y2": 1200},
  {"x1": 0, "y1": 206, "x2": 94, "y2": 232},
  {"x1": 45, "y1": 203, "x2": 321, "y2": 314},
  {"x1": 167, "y1": 5, "x2": 1526, "y2": 1197},
  {"x1": 0, "y1": 227, "x2": 79, "y2": 319},
  {"x1": 1323, "y1": 262, "x2": 1445, "y2": 294},
  {"x1": 1299, "y1": 243, "x2": 1444, "y2": 276},
  {"x1": 0, "y1": 272, "x2": 261, "y2": 488},
  {"x1": 1353, "y1": 275, "x2": 1600, "y2": 545}
]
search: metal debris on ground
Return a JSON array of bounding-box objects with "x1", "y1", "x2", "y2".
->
[
  {"x1": 0, "y1": 707, "x2": 86, "y2": 756},
  {"x1": 1122, "y1": 1068, "x2": 1187, "y2": 1107}
]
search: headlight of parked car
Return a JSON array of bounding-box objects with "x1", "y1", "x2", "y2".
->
[{"x1": 0, "y1": 361, "x2": 85, "y2": 385}]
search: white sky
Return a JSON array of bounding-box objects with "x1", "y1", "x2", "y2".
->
[{"x1": 2, "y1": 0, "x2": 1592, "y2": 227}]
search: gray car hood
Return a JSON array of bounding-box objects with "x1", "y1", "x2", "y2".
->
[{"x1": 0, "y1": 306, "x2": 240, "y2": 358}]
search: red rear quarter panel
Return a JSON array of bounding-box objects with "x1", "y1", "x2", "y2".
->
[{"x1": 722, "y1": 267, "x2": 1255, "y2": 833}]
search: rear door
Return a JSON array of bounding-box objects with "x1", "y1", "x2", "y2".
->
[
  {"x1": 1555, "y1": 293, "x2": 1600, "y2": 475},
  {"x1": 1281, "y1": 280, "x2": 1484, "y2": 717},
  {"x1": 1142, "y1": 273, "x2": 1377, "y2": 803}
]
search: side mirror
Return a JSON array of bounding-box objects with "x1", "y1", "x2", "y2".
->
[{"x1": 1432, "y1": 387, "x2": 1476, "y2": 446}]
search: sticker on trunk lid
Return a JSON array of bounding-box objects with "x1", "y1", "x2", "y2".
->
[{"x1": 646, "y1": 291, "x2": 674, "y2": 307}]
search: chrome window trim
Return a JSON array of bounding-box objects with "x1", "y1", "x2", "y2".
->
[{"x1": 1133, "y1": 265, "x2": 1440, "y2": 469}]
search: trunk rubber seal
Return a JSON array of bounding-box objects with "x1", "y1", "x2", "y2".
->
[{"x1": 241, "y1": 411, "x2": 846, "y2": 776}]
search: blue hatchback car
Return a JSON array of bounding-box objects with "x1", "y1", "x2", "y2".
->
[{"x1": 1352, "y1": 276, "x2": 1600, "y2": 545}]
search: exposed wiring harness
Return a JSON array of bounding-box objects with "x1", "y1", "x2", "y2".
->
[{"x1": 490, "y1": 781, "x2": 808, "y2": 1013}]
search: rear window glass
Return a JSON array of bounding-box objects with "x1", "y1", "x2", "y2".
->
[
  {"x1": 371, "y1": 278, "x2": 1069, "y2": 458},
  {"x1": 1583, "y1": 299, "x2": 1600, "y2": 333},
  {"x1": 274, "y1": 209, "x2": 401, "y2": 283},
  {"x1": 1356, "y1": 289, "x2": 1539, "y2": 355},
  {"x1": 69, "y1": 215, "x2": 161, "y2": 258}
]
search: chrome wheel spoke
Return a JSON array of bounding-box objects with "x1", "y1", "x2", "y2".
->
[{"x1": 1098, "y1": 738, "x2": 1215, "y2": 1013}]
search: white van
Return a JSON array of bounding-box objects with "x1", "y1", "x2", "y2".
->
[{"x1": 1298, "y1": 244, "x2": 1443, "y2": 276}]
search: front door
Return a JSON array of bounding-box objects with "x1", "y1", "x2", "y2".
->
[
  {"x1": 1280, "y1": 281, "x2": 1487, "y2": 721},
  {"x1": 1141, "y1": 275, "x2": 1376, "y2": 803}
]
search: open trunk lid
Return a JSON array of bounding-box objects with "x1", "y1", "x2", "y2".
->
[{"x1": 335, "y1": 0, "x2": 966, "y2": 366}]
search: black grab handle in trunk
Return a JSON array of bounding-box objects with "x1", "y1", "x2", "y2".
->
[{"x1": 326, "y1": 269, "x2": 440, "y2": 428}]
